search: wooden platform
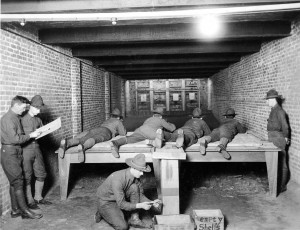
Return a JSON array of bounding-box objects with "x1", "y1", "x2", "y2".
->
[{"x1": 58, "y1": 133, "x2": 279, "y2": 208}]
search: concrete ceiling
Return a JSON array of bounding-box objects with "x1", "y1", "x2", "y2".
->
[{"x1": 2, "y1": 0, "x2": 300, "y2": 80}]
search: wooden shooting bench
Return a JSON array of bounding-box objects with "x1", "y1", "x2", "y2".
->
[{"x1": 58, "y1": 133, "x2": 279, "y2": 214}]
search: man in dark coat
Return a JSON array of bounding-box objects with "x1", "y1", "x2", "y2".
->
[
  {"x1": 199, "y1": 108, "x2": 246, "y2": 160},
  {"x1": 166, "y1": 107, "x2": 211, "y2": 148},
  {"x1": 95, "y1": 153, "x2": 162, "y2": 229},
  {"x1": 21, "y1": 95, "x2": 51, "y2": 210},
  {"x1": 265, "y1": 89, "x2": 290, "y2": 193},
  {"x1": 110, "y1": 107, "x2": 176, "y2": 158},
  {"x1": 1, "y1": 95, "x2": 42, "y2": 219},
  {"x1": 57, "y1": 108, "x2": 126, "y2": 162}
]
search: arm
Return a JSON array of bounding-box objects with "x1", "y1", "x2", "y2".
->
[
  {"x1": 111, "y1": 179, "x2": 136, "y2": 211},
  {"x1": 1, "y1": 120, "x2": 30, "y2": 145},
  {"x1": 117, "y1": 121, "x2": 127, "y2": 136},
  {"x1": 278, "y1": 110, "x2": 289, "y2": 138},
  {"x1": 201, "y1": 121, "x2": 211, "y2": 135},
  {"x1": 237, "y1": 121, "x2": 247, "y2": 134},
  {"x1": 161, "y1": 119, "x2": 176, "y2": 132}
]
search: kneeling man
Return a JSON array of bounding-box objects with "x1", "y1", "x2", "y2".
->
[{"x1": 95, "y1": 153, "x2": 162, "y2": 229}]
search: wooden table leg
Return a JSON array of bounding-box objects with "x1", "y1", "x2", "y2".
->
[
  {"x1": 152, "y1": 158, "x2": 162, "y2": 200},
  {"x1": 59, "y1": 153, "x2": 71, "y2": 200},
  {"x1": 265, "y1": 151, "x2": 278, "y2": 198},
  {"x1": 161, "y1": 159, "x2": 180, "y2": 215}
]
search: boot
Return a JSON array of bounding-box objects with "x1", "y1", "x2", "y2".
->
[
  {"x1": 110, "y1": 138, "x2": 127, "y2": 158},
  {"x1": 15, "y1": 189, "x2": 43, "y2": 219},
  {"x1": 34, "y1": 180, "x2": 52, "y2": 205},
  {"x1": 154, "y1": 129, "x2": 163, "y2": 148},
  {"x1": 199, "y1": 136, "x2": 211, "y2": 155},
  {"x1": 128, "y1": 213, "x2": 152, "y2": 229},
  {"x1": 145, "y1": 139, "x2": 154, "y2": 147},
  {"x1": 77, "y1": 144, "x2": 85, "y2": 163},
  {"x1": 26, "y1": 184, "x2": 40, "y2": 210},
  {"x1": 175, "y1": 129, "x2": 184, "y2": 148},
  {"x1": 218, "y1": 138, "x2": 231, "y2": 160},
  {"x1": 94, "y1": 210, "x2": 102, "y2": 223},
  {"x1": 56, "y1": 138, "x2": 68, "y2": 159},
  {"x1": 10, "y1": 186, "x2": 22, "y2": 218}
]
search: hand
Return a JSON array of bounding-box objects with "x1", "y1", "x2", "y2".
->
[
  {"x1": 137, "y1": 202, "x2": 152, "y2": 210},
  {"x1": 285, "y1": 138, "x2": 290, "y2": 145},
  {"x1": 29, "y1": 130, "x2": 42, "y2": 138},
  {"x1": 152, "y1": 199, "x2": 162, "y2": 208}
]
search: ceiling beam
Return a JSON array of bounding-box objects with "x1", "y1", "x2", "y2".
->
[
  {"x1": 73, "y1": 41, "x2": 261, "y2": 57},
  {"x1": 95, "y1": 55, "x2": 240, "y2": 66},
  {"x1": 115, "y1": 69, "x2": 219, "y2": 75},
  {"x1": 123, "y1": 73, "x2": 213, "y2": 80},
  {"x1": 3, "y1": 0, "x2": 300, "y2": 14},
  {"x1": 39, "y1": 21, "x2": 291, "y2": 45}
]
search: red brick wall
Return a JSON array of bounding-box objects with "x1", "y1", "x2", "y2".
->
[
  {"x1": 110, "y1": 73, "x2": 126, "y2": 116},
  {"x1": 0, "y1": 24, "x2": 122, "y2": 215},
  {"x1": 210, "y1": 17, "x2": 300, "y2": 184}
]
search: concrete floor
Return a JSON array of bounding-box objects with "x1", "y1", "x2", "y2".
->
[{"x1": 1, "y1": 162, "x2": 300, "y2": 230}]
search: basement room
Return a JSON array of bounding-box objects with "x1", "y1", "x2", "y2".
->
[{"x1": 1, "y1": 1, "x2": 300, "y2": 230}]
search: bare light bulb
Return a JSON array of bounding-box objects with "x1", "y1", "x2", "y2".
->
[
  {"x1": 20, "y1": 19, "x2": 26, "y2": 26},
  {"x1": 111, "y1": 18, "x2": 117, "y2": 25},
  {"x1": 197, "y1": 15, "x2": 222, "y2": 39}
]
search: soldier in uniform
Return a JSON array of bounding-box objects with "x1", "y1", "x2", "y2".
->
[
  {"x1": 199, "y1": 108, "x2": 246, "y2": 160},
  {"x1": 265, "y1": 89, "x2": 290, "y2": 193},
  {"x1": 21, "y1": 95, "x2": 52, "y2": 210},
  {"x1": 166, "y1": 107, "x2": 211, "y2": 148},
  {"x1": 1, "y1": 96, "x2": 42, "y2": 219},
  {"x1": 57, "y1": 108, "x2": 126, "y2": 162},
  {"x1": 95, "y1": 153, "x2": 162, "y2": 229},
  {"x1": 110, "y1": 107, "x2": 176, "y2": 158}
]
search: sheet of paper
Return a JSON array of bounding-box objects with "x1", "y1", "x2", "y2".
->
[
  {"x1": 173, "y1": 93, "x2": 179, "y2": 101},
  {"x1": 141, "y1": 94, "x2": 147, "y2": 102},
  {"x1": 189, "y1": 92, "x2": 195, "y2": 100},
  {"x1": 35, "y1": 117, "x2": 61, "y2": 139}
]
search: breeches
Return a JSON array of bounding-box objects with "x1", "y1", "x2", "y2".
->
[
  {"x1": 168, "y1": 129, "x2": 197, "y2": 147},
  {"x1": 1, "y1": 145, "x2": 24, "y2": 190},
  {"x1": 22, "y1": 144, "x2": 47, "y2": 184},
  {"x1": 209, "y1": 128, "x2": 234, "y2": 142},
  {"x1": 79, "y1": 127, "x2": 112, "y2": 144}
]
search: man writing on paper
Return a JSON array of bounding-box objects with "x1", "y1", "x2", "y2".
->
[
  {"x1": 21, "y1": 95, "x2": 52, "y2": 210},
  {"x1": 1, "y1": 96, "x2": 42, "y2": 219}
]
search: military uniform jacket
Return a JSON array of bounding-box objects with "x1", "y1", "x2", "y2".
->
[
  {"x1": 21, "y1": 113, "x2": 43, "y2": 147},
  {"x1": 218, "y1": 118, "x2": 246, "y2": 141},
  {"x1": 101, "y1": 118, "x2": 127, "y2": 137},
  {"x1": 267, "y1": 104, "x2": 289, "y2": 138},
  {"x1": 181, "y1": 118, "x2": 211, "y2": 138},
  {"x1": 1, "y1": 109, "x2": 30, "y2": 145},
  {"x1": 134, "y1": 116, "x2": 176, "y2": 139}
]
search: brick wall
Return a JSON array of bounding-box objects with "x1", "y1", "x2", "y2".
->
[
  {"x1": 0, "y1": 24, "x2": 123, "y2": 215},
  {"x1": 210, "y1": 17, "x2": 300, "y2": 184},
  {"x1": 110, "y1": 73, "x2": 126, "y2": 116}
]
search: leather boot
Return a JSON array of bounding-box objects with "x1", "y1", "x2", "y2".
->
[
  {"x1": 77, "y1": 144, "x2": 85, "y2": 163},
  {"x1": 154, "y1": 129, "x2": 163, "y2": 148},
  {"x1": 110, "y1": 137, "x2": 127, "y2": 158},
  {"x1": 218, "y1": 138, "x2": 231, "y2": 160},
  {"x1": 128, "y1": 213, "x2": 152, "y2": 229},
  {"x1": 10, "y1": 186, "x2": 22, "y2": 218},
  {"x1": 176, "y1": 129, "x2": 184, "y2": 148},
  {"x1": 15, "y1": 189, "x2": 43, "y2": 219},
  {"x1": 56, "y1": 138, "x2": 68, "y2": 159},
  {"x1": 199, "y1": 136, "x2": 211, "y2": 155}
]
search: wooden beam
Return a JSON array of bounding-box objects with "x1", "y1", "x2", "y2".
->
[
  {"x1": 116, "y1": 69, "x2": 218, "y2": 76},
  {"x1": 95, "y1": 55, "x2": 240, "y2": 66},
  {"x1": 124, "y1": 74, "x2": 212, "y2": 80},
  {"x1": 39, "y1": 21, "x2": 291, "y2": 45},
  {"x1": 3, "y1": 0, "x2": 299, "y2": 13},
  {"x1": 105, "y1": 63, "x2": 229, "y2": 72},
  {"x1": 73, "y1": 41, "x2": 261, "y2": 57}
]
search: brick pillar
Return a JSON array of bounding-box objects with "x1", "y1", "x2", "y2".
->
[
  {"x1": 71, "y1": 59, "x2": 82, "y2": 135},
  {"x1": 104, "y1": 72, "x2": 111, "y2": 120},
  {"x1": 121, "y1": 78, "x2": 126, "y2": 118}
]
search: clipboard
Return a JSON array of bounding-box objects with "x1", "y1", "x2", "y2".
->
[{"x1": 35, "y1": 117, "x2": 61, "y2": 139}]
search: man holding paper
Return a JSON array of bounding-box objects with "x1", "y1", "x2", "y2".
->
[
  {"x1": 1, "y1": 96, "x2": 42, "y2": 219},
  {"x1": 21, "y1": 95, "x2": 52, "y2": 209}
]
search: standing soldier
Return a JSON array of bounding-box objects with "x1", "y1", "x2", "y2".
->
[
  {"x1": 265, "y1": 89, "x2": 290, "y2": 193},
  {"x1": 110, "y1": 107, "x2": 176, "y2": 158},
  {"x1": 21, "y1": 95, "x2": 52, "y2": 210},
  {"x1": 167, "y1": 107, "x2": 211, "y2": 148},
  {"x1": 1, "y1": 96, "x2": 42, "y2": 219},
  {"x1": 199, "y1": 108, "x2": 246, "y2": 160},
  {"x1": 57, "y1": 108, "x2": 126, "y2": 162}
]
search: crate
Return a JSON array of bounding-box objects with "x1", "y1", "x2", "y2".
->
[
  {"x1": 192, "y1": 209, "x2": 224, "y2": 230},
  {"x1": 153, "y1": 214, "x2": 195, "y2": 230}
]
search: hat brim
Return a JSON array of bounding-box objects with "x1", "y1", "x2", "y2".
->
[
  {"x1": 223, "y1": 113, "x2": 236, "y2": 116},
  {"x1": 31, "y1": 104, "x2": 44, "y2": 109},
  {"x1": 265, "y1": 95, "x2": 282, "y2": 99},
  {"x1": 125, "y1": 158, "x2": 151, "y2": 172}
]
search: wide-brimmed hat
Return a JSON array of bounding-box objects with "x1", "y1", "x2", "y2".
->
[
  {"x1": 125, "y1": 154, "x2": 151, "y2": 172},
  {"x1": 265, "y1": 89, "x2": 282, "y2": 99},
  {"x1": 223, "y1": 108, "x2": 237, "y2": 116},
  {"x1": 192, "y1": 108, "x2": 202, "y2": 118},
  {"x1": 152, "y1": 107, "x2": 164, "y2": 115},
  {"x1": 111, "y1": 108, "x2": 121, "y2": 116},
  {"x1": 31, "y1": 95, "x2": 44, "y2": 109}
]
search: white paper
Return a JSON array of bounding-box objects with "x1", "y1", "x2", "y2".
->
[
  {"x1": 173, "y1": 94, "x2": 179, "y2": 101},
  {"x1": 189, "y1": 93, "x2": 195, "y2": 100},
  {"x1": 35, "y1": 117, "x2": 61, "y2": 139},
  {"x1": 141, "y1": 94, "x2": 147, "y2": 102}
]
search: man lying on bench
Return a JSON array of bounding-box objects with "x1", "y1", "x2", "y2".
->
[{"x1": 56, "y1": 108, "x2": 126, "y2": 162}]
